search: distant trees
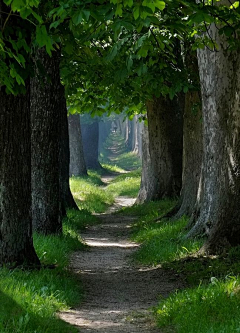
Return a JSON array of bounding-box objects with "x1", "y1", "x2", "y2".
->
[{"x1": 68, "y1": 114, "x2": 87, "y2": 176}]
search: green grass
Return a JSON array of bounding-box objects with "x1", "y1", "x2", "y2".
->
[
  {"x1": 105, "y1": 169, "x2": 141, "y2": 198},
  {"x1": 124, "y1": 199, "x2": 240, "y2": 333},
  {"x1": 99, "y1": 132, "x2": 142, "y2": 171},
  {"x1": 155, "y1": 276, "x2": 240, "y2": 333},
  {"x1": 0, "y1": 209, "x2": 99, "y2": 333},
  {"x1": 70, "y1": 171, "x2": 115, "y2": 213}
]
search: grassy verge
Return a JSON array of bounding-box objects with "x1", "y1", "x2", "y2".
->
[
  {"x1": 0, "y1": 209, "x2": 98, "y2": 333},
  {"x1": 122, "y1": 200, "x2": 240, "y2": 333},
  {"x1": 70, "y1": 170, "x2": 115, "y2": 213},
  {"x1": 105, "y1": 169, "x2": 141, "y2": 198}
]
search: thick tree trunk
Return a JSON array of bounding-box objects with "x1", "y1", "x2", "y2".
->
[
  {"x1": 68, "y1": 114, "x2": 87, "y2": 176},
  {"x1": 59, "y1": 92, "x2": 79, "y2": 211},
  {"x1": 81, "y1": 119, "x2": 102, "y2": 170},
  {"x1": 137, "y1": 95, "x2": 183, "y2": 202},
  {"x1": 0, "y1": 85, "x2": 40, "y2": 266},
  {"x1": 31, "y1": 48, "x2": 62, "y2": 235},
  {"x1": 187, "y1": 22, "x2": 240, "y2": 253}
]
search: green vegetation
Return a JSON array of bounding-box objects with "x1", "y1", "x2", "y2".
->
[
  {"x1": 106, "y1": 169, "x2": 141, "y2": 198},
  {"x1": 100, "y1": 133, "x2": 142, "y2": 171},
  {"x1": 0, "y1": 208, "x2": 98, "y2": 333},
  {"x1": 123, "y1": 200, "x2": 240, "y2": 333},
  {"x1": 70, "y1": 171, "x2": 115, "y2": 213}
]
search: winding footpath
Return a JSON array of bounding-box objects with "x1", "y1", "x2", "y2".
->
[{"x1": 59, "y1": 195, "x2": 183, "y2": 332}]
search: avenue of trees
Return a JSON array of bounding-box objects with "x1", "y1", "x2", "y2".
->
[{"x1": 1, "y1": 0, "x2": 240, "y2": 266}]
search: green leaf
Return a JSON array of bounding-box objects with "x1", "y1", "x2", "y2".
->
[
  {"x1": 154, "y1": 0, "x2": 165, "y2": 10},
  {"x1": 72, "y1": 11, "x2": 83, "y2": 26},
  {"x1": 115, "y1": 4, "x2": 123, "y2": 16},
  {"x1": 133, "y1": 6, "x2": 140, "y2": 20}
]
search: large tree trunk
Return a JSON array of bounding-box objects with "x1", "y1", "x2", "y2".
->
[
  {"x1": 59, "y1": 91, "x2": 79, "y2": 211},
  {"x1": 31, "y1": 48, "x2": 62, "y2": 235},
  {"x1": 187, "y1": 22, "x2": 240, "y2": 253},
  {"x1": 81, "y1": 119, "x2": 102, "y2": 170},
  {"x1": 0, "y1": 85, "x2": 40, "y2": 267},
  {"x1": 68, "y1": 114, "x2": 87, "y2": 176},
  {"x1": 137, "y1": 95, "x2": 183, "y2": 202}
]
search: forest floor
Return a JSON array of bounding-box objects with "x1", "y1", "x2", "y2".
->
[{"x1": 59, "y1": 176, "x2": 184, "y2": 333}]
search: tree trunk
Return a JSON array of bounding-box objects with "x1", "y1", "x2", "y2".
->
[
  {"x1": 68, "y1": 114, "x2": 87, "y2": 176},
  {"x1": 136, "y1": 123, "x2": 155, "y2": 203},
  {"x1": 0, "y1": 84, "x2": 40, "y2": 267},
  {"x1": 172, "y1": 91, "x2": 202, "y2": 219},
  {"x1": 137, "y1": 95, "x2": 183, "y2": 202},
  {"x1": 187, "y1": 22, "x2": 240, "y2": 253},
  {"x1": 59, "y1": 91, "x2": 79, "y2": 211},
  {"x1": 81, "y1": 119, "x2": 102, "y2": 170},
  {"x1": 31, "y1": 48, "x2": 62, "y2": 235}
]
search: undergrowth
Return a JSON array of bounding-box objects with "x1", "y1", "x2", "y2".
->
[{"x1": 123, "y1": 200, "x2": 240, "y2": 333}]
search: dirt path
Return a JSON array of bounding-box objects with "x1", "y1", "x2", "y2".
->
[{"x1": 60, "y1": 196, "x2": 183, "y2": 332}]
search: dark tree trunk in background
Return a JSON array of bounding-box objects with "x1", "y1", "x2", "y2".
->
[
  {"x1": 136, "y1": 124, "x2": 155, "y2": 203},
  {"x1": 187, "y1": 22, "x2": 240, "y2": 253},
  {"x1": 0, "y1": 84, "x2": 40, "y2": 266},
  {"x1": 68, "y1": 114, "x2": 87, "y2": 176},
  {"x1": 137, "y1": 117, "x2": 143, "y2": 157},
  {"x1": 59, "y1": 92, "x2": 79, "y2": 211},
  {"x1": 81, "y1": 119, "x2": 102, "y2": 169},
  {"x1": 172, "y1": 91, "x2": 202, "y2": 219},
  {"x1": 137, "y1": 95, "x2": 183, "y2": 203},
  {"x1": 99, "y1": 120, "x2": 111, "y2": 153},
  {"x1": 31, "y1": 48, "x2": 62, "y2": 235}
]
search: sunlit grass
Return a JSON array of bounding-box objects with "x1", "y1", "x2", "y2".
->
[
  {"x1": 106, "y1": 169, "x2": 141, "y2": 198},
  {"x1": 132, "y1": 215, "x2": 203, "y2": 265},
  {"x1": 156, "y1": 276, "x2": 240, "y2": 333},
  {"x1": 99, "y1": 132, "x2": 142, "y2": 171},
  {"x1": 125, "y1": 199, "x2": 240, "y2": 333},
  {"x1": 70, "y1": 172, "x2": 115, "y2": 213},
  {"x1": 0, "y1": 208, "x2": 96, "y2": 333}
]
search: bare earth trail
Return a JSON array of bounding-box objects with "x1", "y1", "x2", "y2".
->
[{"x1": 60, "y1": 178, "x2": 183, "y2": 332}]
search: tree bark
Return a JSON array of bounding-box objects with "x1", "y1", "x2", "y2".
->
[
  {"x1": 81, "y1": 118, "x2": 102, "y2": 170},
  {"x1": 0, "y1": 84, "x2": 40, "y2": 266},
  {"x1": 31, "y1": 48, "x2": 62, "y2": 235},
  {"x1": 136, "y1": 123, "x2": 155, "y2": 203},
  {"x1": 137, "y1": 95, "x2": 183, "y2": 203},
  {"x1": 187, "y1": 21, "x2": 240, "y2": 253},
  {"x1": 172, "y1": 91, "x2": 202, "y2": 219},
  {"x1": 59, "y1": 91, "x2": 79, "y2": 211},
  {"x1": 68, "y1": 114, "x2": 87, "y2": 176}
]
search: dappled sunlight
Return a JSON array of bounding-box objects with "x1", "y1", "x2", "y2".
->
[{"x1": 85, "y1": 238, "x2": 139, "y2": 248}]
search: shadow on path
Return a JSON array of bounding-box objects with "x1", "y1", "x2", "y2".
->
[{"x1": 59, "y1": 196, "x2": 183, "y2": 332}]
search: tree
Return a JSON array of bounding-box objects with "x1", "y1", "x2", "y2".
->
[
  {"x1": 59, "y1": 86, "x2": 79, "y2": 211},
  {"x1": 68, "y1": 113, "x2": 87, "y2": 176},
  {"x1": 81, "y1": 115, "x2": 102, "y2": 170},
  {"x1": 0, "y1": 1, "x2": 41, "y2": 267},
  {"x1": 137, "y1": 95, "x2": 183, "y2": 203},
  {"x1": 187, "y1": 16, "x2": 240, "y2": 253},
  {"x1": 31, "y1": 47, "x2": 62, "y2": 235}
]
